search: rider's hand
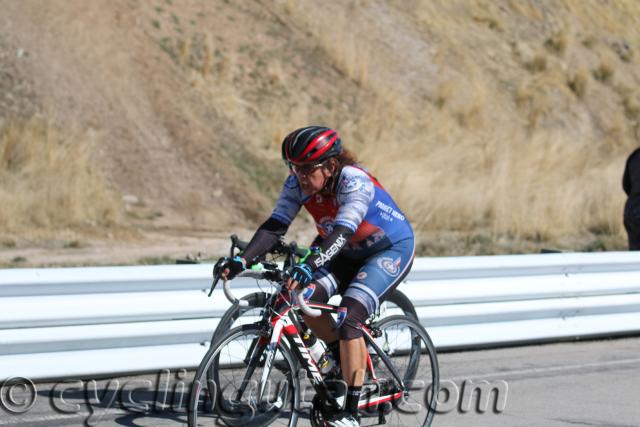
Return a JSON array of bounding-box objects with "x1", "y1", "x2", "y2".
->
[
  {"x1": 214, "y1": 256, "x2": 246, "y2": 280},
  {"x1": 287, "y1": 263, "x2": 314, "y2": 291}
]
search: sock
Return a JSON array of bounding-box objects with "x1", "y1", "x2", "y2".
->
[{"x1": 346, "y1": 385, "x2": 362, "y2": 417}]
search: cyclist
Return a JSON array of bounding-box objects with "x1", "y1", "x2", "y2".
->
[
  {"x1": 623, "y1": 147, "x2": 640, "y2": 250},
  {"x1": 218, "y1": 125, "x2": 415, "y2": 426}
]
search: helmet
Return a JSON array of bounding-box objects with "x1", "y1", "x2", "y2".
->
[{"x1": 281, "y1": 126, "x2": 342, "y2": 165}]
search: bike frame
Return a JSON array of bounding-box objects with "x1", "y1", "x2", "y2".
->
[{"x1": 244, "y1": 284, "x2": 407, "y2": 413}]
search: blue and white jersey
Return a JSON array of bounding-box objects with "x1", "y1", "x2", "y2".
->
[{"x1": 271, "y1": 165, "x2": 413, "y2": 258}]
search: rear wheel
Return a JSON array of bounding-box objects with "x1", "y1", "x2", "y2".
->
[
  {"x1": 362, "y1": 315, "x2": 439, "y2": 427},
  {"x1": 380, "y1": 287, "x2": 418, "y2": 320}
]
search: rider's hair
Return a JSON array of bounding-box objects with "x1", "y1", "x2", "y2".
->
[
  {"x1": 334, "y1": 148, "x2": 358, "y2": 169},
  {"x1": 323, "y1": 148, "x2": 359, "y2": 194}
]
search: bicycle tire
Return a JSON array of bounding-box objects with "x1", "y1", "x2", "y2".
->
[
  {"x1": 383, "y1": 286, "x2": 418, "y2": 320},
  {"x1": 211, "y1": 292, "x2": 270, "y2": 345},
  {"x1": 189, "y1": 324, "x2": 300, "y2": 427},
  {"x1": 365, "y1": 315, "x2": 439, "y2": 427}
]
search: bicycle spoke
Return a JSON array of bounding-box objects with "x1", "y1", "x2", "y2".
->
[
  {"x1": 362, "y1": 315, "x2": 439, "y2": 427},
  {"x1": 189, "y1": 325, "x2": 299, "y2": 427}
]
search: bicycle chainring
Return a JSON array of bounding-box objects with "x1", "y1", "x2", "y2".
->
[{"x1": 309, "y1": 393, "x2": 338, "y2": 427}]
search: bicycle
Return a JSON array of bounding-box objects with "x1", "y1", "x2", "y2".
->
[
  {"x1": 210, "y1": 235, "x2": 419, "y2": 345},
  {"x1": 188, "y1": 239, "x2": 439, "y2": 426}
]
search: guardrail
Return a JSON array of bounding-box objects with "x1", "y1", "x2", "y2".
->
[{"x1": 1, "y1": 251, "x2": 640, "y2": 380}]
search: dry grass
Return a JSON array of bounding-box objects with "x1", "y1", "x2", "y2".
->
[
  {"x1": 361, "y1": 119, "x2": 627, "y2": 249},
  {"x1": 545, "y1": 32, "x2": 568, "y2": 56},
  {"x1": 5, "y1": 0, "x2": 640, "y2": 255},
  {"x1": 331, "y1": 0, "x2": 637, "y2": 251},
  {"x1": 0, "y1": 117, "x2": 120, "y2": 233},
  {"x1": 523, "y1": 53, "x2": 548, "y2": 73},
  {"x1": 113, "y1": 0, "x2": 640, "y2": 251},
  {"x1": 592, "y1": 57, "x2": 616, "y2": 83},
  {"x1": 623, "y1": 92, "x2": 640, "y2": 120},
  {"x1": 567, "y1": 69, "x2": 589, "y2": 99},
  {"x1": 281, "y1": 0, "x2": 370, "y2": 87}
]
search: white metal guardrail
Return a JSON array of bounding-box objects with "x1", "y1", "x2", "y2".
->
[{"x1": 1, "y1": 252, "x2": 640, "y2": 380}]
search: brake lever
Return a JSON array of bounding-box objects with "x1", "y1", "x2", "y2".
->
[
  {"x1": 230, "y1": 234, "x2": 238, "y2": 258},
  {"x1": 208, "y1": 274, "x2": 221, "y2": 297}
]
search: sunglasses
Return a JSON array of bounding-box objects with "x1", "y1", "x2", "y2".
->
[{"x1": 288, "y1": 161, "x2": 325, "y2": 176}]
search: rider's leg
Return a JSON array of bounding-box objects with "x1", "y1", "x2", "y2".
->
[
  {"x1": 305, "y1": 270, "x2": 341, "y2": 345},
  {"x1": 337, "y1": 238, "x2": 416, "y2": 417},
  {"x1": 341, "y1": 336, "x2": 367, "y2": 418},
  {"x1": 303, "y1": 312, "x2": 338, "y2": 343},
  {"x1": 336, "y1": 297, "x2": 370, "y2": 417},
  {"x1": 337, "y1": 297, "x2": 368, "y2": 386},
  {"x1": 341, "y1": 336, "x2": 367, "y2": 385},
  {"x1": 305, "y1": 260, "x2": 364, "y2": 367}
]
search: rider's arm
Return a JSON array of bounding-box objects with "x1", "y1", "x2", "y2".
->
[
  {"x1": 304, "y1": 225, "x2": 354, "y2": 270},
  {"x1": 240, "y1": 217, "x2": 289, "y2": 265},
  {"x1": 241, "y1": 175, "x2": 303, "y2": 265}
]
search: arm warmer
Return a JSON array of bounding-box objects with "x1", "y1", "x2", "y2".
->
[
  {"x1": 304, "y1": 225, "x2": 354, "y2": 271},
  {"x1": 241, "y1": 217, "x2": 289, "y2": 265}
]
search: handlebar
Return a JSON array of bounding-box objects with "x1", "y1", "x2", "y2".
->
[
  {"x1": 218, "y1": 269, "x2": 321, "y2": 317},
  {"x1": 210, "y1": 234, "x2": 321, "y2": 317},
  {"x1": 230, "y1": 234, "x2": 310, "y2": 259},
  {"x1": 223, "y1": 270, "x2": 322, "y2": 317},
  {"x1": 296, "y1": 291, "x2": 322, "y2": 317},
  {"x1": 216, "y1": 268, "x2": 272, "y2": 305},
  {"x1": 222, "y1": 278, "x2": 249, "y2": 307}
]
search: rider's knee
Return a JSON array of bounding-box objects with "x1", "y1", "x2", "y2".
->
[{"x1": 337, "y1": 297, "x2": 368, "y2": 340}]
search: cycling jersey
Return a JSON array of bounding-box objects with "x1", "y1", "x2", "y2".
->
[{"x1": 271, "y1": 165, "x2": 413, "y2": 259}]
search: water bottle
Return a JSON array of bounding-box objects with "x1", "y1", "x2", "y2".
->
[{"x1": 302, "y1": 330, "x2": 337, "y2": 375}]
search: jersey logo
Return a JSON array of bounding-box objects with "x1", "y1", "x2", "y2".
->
[
  {"x1": 317, "y1": 216, "x2": 335, "y2": 235},
  {"x1": 375, "y1": 200, "x2": 406, "y2": 221},
  {"x1": 284, "y1": 175, "x2": 299, "y2": 189},
  {"x1": 336, "y1": 307, "x2": 348, "y2": 327},
  {"x1": 340, "y1": 176, "x2": 365, "y2": 194},
  {"x1": 301, "y1": 283, "x2": 316, "y2": 300},
  {"x1": 377, "y1": 257, "x2": 402, "y2": 277},
  {"x1": 313, "y1": 234, "x2": 347, "y2": 268},
  {"x1": 356, "y1": 271, "x2": 367, "y2": 280}
]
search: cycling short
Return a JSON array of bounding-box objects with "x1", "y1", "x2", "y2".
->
[{"x1": 312, "y1": 237, "x2": 415, "y2": 315}]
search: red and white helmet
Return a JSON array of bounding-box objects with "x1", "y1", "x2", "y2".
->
[{"x1": 281, "y1": 126, "x2": 342, "y2": 166}]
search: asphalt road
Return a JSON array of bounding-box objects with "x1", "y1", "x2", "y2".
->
[{"x1": 2, "y1": 336, "x2": 639, "y2": 427}]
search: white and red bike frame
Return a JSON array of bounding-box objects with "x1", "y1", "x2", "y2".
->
[{"x1": 223, "y1": 274, "x2": 406, "y2": 413}]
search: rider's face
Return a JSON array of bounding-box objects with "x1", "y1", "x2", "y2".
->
[{"x1": 291, "y1": 163, "x2": 332, "y2": 195}]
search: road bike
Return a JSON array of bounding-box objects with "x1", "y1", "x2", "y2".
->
[{"x1": 188, "y1": 238, "x2": 439, "y2": 426}]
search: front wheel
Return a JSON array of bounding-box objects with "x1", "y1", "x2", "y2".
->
[
  {"x1": 211, "y1": 292, "x2": 271, "y2": 345},
  {"x1": 189, "y1": 324, "x2": 300, "y2": 427}
]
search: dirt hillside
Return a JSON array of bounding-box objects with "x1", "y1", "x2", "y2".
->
[{"x1": 1, "y1": 0, "x2": 639, "y2": 266}]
